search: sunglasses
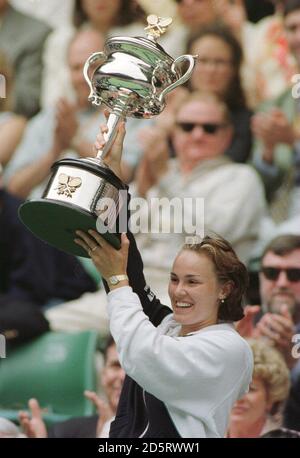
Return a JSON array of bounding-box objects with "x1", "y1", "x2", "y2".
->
[
  {"x1": 261, "y1": 267, "x2": 300, "y2": 282},
  {"x1": 176, "y1": 122, "x2": 227, "y2": 134}
]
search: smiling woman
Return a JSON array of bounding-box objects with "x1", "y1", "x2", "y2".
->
[
  {"x1": 228, "y1": 338, "x2": 290, "y2": 438},
  {"x1": 169, "y1": 238, "x2": 247, "y2": 336},
  {"x1": 74, "y1": 120, "x2": 253, "y2": 438}
]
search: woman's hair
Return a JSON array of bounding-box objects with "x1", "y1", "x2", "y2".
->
[
  {"x1": 248, "y1": 339, "x2": 290, "y2": 411},
  {"x1": 182, "y1": 234, "x2": 248, "y2": 321},
  {"x1": 186, "y1": 24, "x2": 247, "y2": 110},
  {"x1": 73, "y1": 0, "x2": 146, "y2": 28},
  {"x1": 0, "y1": 49, "x2": 13, "y2": 112}
]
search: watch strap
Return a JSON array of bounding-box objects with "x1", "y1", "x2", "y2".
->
[{"x1": 108, "y1": 274, "x2": 129, "y2": 286}]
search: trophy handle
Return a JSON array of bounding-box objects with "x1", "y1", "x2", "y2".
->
[
  {"x1": 158, "y1": 54, "x2": 196, "y2": 103},
  {"x1": 83, "y1": 51, "x2": 107, "y2": 106}
]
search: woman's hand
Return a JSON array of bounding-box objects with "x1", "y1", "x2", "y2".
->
[
  {"x1": 74, "y1": 230, "x2": 129, "y2": 281},
  {"x1": 94, "y1": 109, "x2": 126, "y2": 179}
]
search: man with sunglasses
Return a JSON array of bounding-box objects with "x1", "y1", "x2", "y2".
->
[
  {"x1": 239, "y1": 234, "x2": 300, "y2": 366},
  {"x1": 260, "y1": 235, "x2": 300, "y2": 319},
  {"x1": 237, "y1": 234, "x2": 300, "y2": 430},
  {"x1": 258, "y1": 234, "x2": 300, "y2": 432},
  {"x1": 257, "y1": 235, "x2": 300, "y2": 361}
]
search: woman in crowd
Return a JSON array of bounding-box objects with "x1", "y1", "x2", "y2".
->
[
  {"x1": 72, "y1": 0, "x2": 145, "y2": 34},
  {"x1": 73, "y1": 120, "x2": 253, "y2": 438},
  {"x1": 228, "y1": 338, "x2": 290, "y2": 438},
  {"x1": 186, "y1": 25, "x2": 253, "y2": 163}
]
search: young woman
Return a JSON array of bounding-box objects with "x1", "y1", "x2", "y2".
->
[
  {"x1": 74, "y1": 121, "x2": 253, "y2": 438},
  {"x1": 187, "y1": 24, "x2": 253, "y2": 163},
  {"x1": 228, "y1": 338, "x2": 290, "y2": 437}
]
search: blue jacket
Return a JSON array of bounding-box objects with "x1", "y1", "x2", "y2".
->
[{"x1": 0, "y1": 189, "x2": 97, "y2": 306}]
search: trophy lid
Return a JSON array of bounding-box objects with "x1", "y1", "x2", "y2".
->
[
  {"x1": 104, "y1": 14, "x2": 174, "y2": 65},
  {"x1": 144, "y1": 15, "x2": 173, "y2": 41}
]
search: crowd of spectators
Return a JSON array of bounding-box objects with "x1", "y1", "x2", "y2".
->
[{"x1": 1, "y1": 0, "x2": 300, "y2": 439}]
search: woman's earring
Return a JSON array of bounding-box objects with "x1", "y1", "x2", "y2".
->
[{"x1": 220, "y1": 297, "x2": 226, "y2": 304}]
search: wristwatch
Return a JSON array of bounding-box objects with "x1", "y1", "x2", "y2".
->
[{"x1": 108, "y1": 274, "x2": 129, "y2": 286}]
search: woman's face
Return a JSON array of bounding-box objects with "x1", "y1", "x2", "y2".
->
[
  {"x1": 190, "y1": 36, "x2": 234, "y2": 97},
  {"x1": 81, "y1": 0, "x2": 121, "y2": 28},
  {"x1": 168, "y1": 250, "x2": 223, "y2": 335},
  {"x1": 230, "y1": 377, "x2": 271, "y2": 436},
  {"x1": 177, "y1": 0, "x2": 217, "y2": 30}
]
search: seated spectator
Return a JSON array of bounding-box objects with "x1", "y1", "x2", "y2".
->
[
  {"x1": 251, "y1": 0, "x2": 300, "y2": 244},
  {"x1": 237, "y1": 234, "x2": 300, "y2": 432},
  {"x1": 169, "y1": 0, "x2": 218, "y2": 56},
  {"x1": 246, "y1": 0, "x2": 297, "y2": 106},
  {"x1": 228, "y1": 338, "x2": 290, "y2": 437},
  {"x1": 0, "y1": 0, "x2": 51, "y2": 118},
  {"x1": 237, "y1": 234, "x2": 300, "y2": 368},
  {"x1": 0, "y1": 50, "x2": 26, "y2": 167},
  {"x1": 187, "y1": 25, "x2": 253, "y2": 163},
  {"x1": 19, "y1": 336, "x2": 125, "y2": 438},
  {"x1": 0, "y1": 168, "x2": 97, "y2": 346}
]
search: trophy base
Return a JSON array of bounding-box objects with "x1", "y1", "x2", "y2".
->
[{"x1": 19, "y1": 199, "x2": 121, "y2": 258}]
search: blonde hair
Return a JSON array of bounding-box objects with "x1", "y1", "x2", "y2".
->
[{"x1": 248, "y1": 339, "x2": 290, "y2": 407}]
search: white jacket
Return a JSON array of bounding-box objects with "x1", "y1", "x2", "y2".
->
[{"x1": 108, "y1": 286, "x2": 253, "y2": 438}]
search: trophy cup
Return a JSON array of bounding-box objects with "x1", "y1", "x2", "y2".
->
[{"x1": 19, "y1": 15, "x2": 196, "y2": 258}]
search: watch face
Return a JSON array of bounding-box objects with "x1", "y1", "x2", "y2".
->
[{"x1": 110, "y1": 276, "x2": 118, "y2": 285}]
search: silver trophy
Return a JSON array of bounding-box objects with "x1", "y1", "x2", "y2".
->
[{"x1": 19, "y1": 15, "x2": 196, "y2": 257}]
